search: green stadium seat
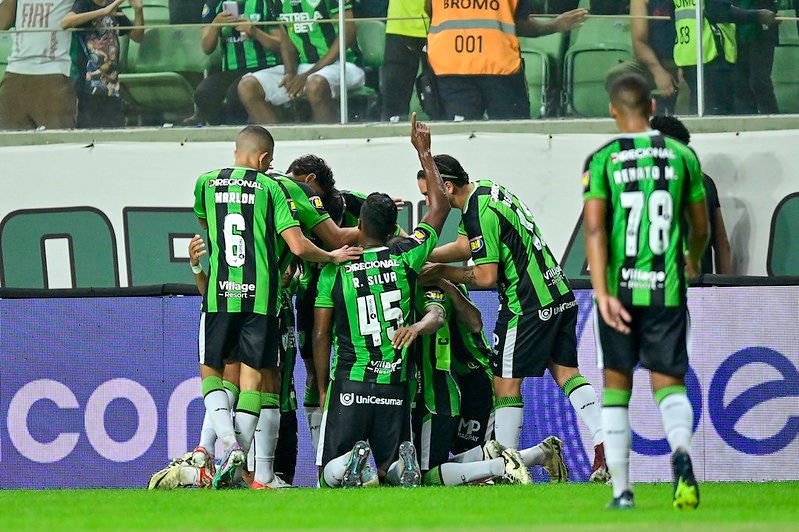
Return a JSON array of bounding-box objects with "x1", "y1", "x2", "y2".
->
[
  {"x1": 778, "y1": 10, "x2": 799, "y2": 45},
  {"x1": 767, "y1": 193, "x2": 799, "y2": 275},
  {"x1": 771, "y1": 44, "x2": 799, "y2": 113},
  {"x1": 355, "y1": 19, "x2": 386, "y2": 69},
  {"x1": 562, "y1": 18, "x2": 633, "y2": 117},
  {"x1": 519, "y1": 31, "x2": 565, "y2": 117},
  {"x1": 119, "y1": 26, "x2": 213, "y2": 124},
  {"x1": 0, "y1": 31, "x2": 13, "y2": 81}
]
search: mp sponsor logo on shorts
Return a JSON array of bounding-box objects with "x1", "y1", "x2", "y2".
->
[
  {"x1": 458, "y1": 419, "x2": 482, "y2": 443},
  {"x1": 339, "y1": 392, "x2": 403, "y2": 407},
  {"x1": 538, "y1": 299, "x2": 578, "y2": 321},
  {"x1": 620, "y1": 268, "x2": 666, "y2": 290}
]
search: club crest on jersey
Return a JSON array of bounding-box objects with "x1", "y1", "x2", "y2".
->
[
  {"x1": 412, "y1": 228, "x2": 429, "y2": 243},
  {"x1": 310, "y1": 196, "x2": 324, "y2": 210},
  {"x1": 469, "y1": 236, "x2": 484, "y2": 253}
]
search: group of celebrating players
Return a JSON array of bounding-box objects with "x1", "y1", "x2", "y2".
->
[{"x1": 150, "y1": 72, "x2": 705, "y2": 511}]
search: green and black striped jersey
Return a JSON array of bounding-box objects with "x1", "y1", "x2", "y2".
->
[
  {"x1": 193, "y1": 166, "x2": 299, "y2": 315},
  {"x1": 315, "y1": 223, "x2": 439, "y2": 384},
  {"x1": 270, "y1": 173, "x2": 330, "y2": 237},
  {"x1": 279, "y1": 275, "x2": 299, "y2": 413},
  {"x1": 339, "y1": 190, "x2": 368, "y2": 228},
  {"x1": 583, "y1": 130, "x2": 706, "y2": 307},
  {"x1": 202, "y1": 0, "x2": 281, "y2": 72},
  {"x1": 277, "y1": 0, "x2": 360, "y2": 65},
  {"x1": 459, "y1": 179, "x2": 572, "y2": 317}
]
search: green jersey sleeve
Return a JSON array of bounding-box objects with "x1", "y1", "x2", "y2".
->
[
  {"x1": 393, "y1": 222, "x2": 439, "y2": 272},
  {"x1": 315, "y1": 263, "x2": 337, "y2": 308},
  {"x1": 267, "y1": 178, "x2": 301, "y2": 235},
  {"x1": 684, "y1": 148, "x2": 707, "y2": 203},
  {"x1": 470, "y1": 205, "x2": 500, "y2": 266},
  {"x1": 281, "y1": 178, "x2": 331, "y2": 233},
  {"x1": 193, "y1": 173, "x2": 209, "y2": 220},
  {"x1": 582, "y1": 152, "x2": 610, "y2": 201}
]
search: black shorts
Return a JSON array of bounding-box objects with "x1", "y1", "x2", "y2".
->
[
  {"x1": 453, "y1": 370, "x2": 494, "y2": 453},
  {"x1": 295, "y1": 286, "x2": 316, "y2": 361},
  {"x1": 593, "y1": 303, "x2": 690, "y2": 378},
  {"x1": 491, "y1": 298, "x2": 579, "y2": 378},
  {"x1": 274, "y1": 409, "x2": 298, "y2": 485},
  {"x1": 199, "y1": 312, "x2": 280, "y2": 371},
  {"x1": 412, "y1": 408, "x2": 458, "y2": 471},
  {"x1": 317, "y1": 379, "x2": 411, "y2": 473}
]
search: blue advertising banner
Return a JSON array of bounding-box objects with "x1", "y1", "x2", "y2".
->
[{"x1": 1, "y1": 287, "x2": 797, "y2": 488}]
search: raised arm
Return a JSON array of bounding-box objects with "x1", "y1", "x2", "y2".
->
[
  {"x1": 61, "y1": 0, "x2": 125, "y2": 28},
  {"x1": 280, "y1": 225, "x2": 362, "y2": 264},
  {"x1": 412, "y1": 113, "x2": 450, "y2": 235},
  {"x1": 439, "y1": 280, "x2": 482, "y2": 333}
]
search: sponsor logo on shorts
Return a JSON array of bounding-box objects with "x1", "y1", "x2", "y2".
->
[
  {"x1": 538, "y1": 299, "x2": 578, "y2": 321},
  {"x1": 458, "y1": 419, "x2": 482, "y2": 442},
  {"x1": 469, "y1": 236, "x2": 484, "y2": 253},
  {"x1": 340, "y1": 393, "x2": 355, "y2": 407},
  {"x1": 339, "y1": 392, "x2": 403, "y2": 407}
]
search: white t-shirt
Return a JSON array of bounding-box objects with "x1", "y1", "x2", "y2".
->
[{"x1": 6, "y1": 0, "x2": 73, "y2": 76}]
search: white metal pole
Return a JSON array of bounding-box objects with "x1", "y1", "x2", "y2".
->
[
  {"x1": 338, "y1": 0, "x2": 348, "y2": 124},
  {"x1": 695, "y1": 0, "x2": 705, "y2": 117}
]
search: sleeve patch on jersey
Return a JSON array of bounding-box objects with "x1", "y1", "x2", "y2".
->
[
  {"x1": 201, "y1": 4, "x2": 210, "y2": 17},
  {"x1": 412, "y1": 227, "x2": 430, "y2": 243},
  {"x1": 469, "y1": 236, "x2": 484, "y2": 253},
  {"x1": 310, "y1": 196, "x2": 324, "y2": 210},
  {"x1": 287, "y1": 198, "x2": 297, "y2": 213},
  {"x1": 582, "y1": 170, "x2": 590, "y2": 192},
  {"x1": 425, "y1": 288, "x2": 445, "y2": 302}
]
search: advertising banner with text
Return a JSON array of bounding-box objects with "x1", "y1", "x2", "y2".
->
[{"x1": 1, "y1": 286, "x2": 797, "y2": 488}]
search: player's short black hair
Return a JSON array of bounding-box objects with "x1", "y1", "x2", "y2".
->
[
  {"x1": 287, "y1": 154, "x2": 335, "y2": 191},
  {"x1": 360, "y1": 192, "x2": 398, "y2": 242},
  {"x1": 427, "y1": 154, "x2": 469, "y2": 187},
  {"x1": 650, "y1": 115, "x2": 691, "y2": 145},
  {"x1": 609, "y1": 73, "x2": 652, "y2": 118},
  {"x1": 237, "y1": 125, "x2": 274, "y2": 155}
]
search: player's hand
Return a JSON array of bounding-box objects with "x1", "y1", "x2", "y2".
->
[
  {"x1": 102, "y1": 0, "x2": 126, "y2": 16},
  {"x1": 392, "y1": 325, "x2": 420, "y2": 349},
  {"x1": 128, "y1": 0, "x2": 143, "y2": 10},
  {"x1": 329, "y1": 245, "x2": 363, "y2": 264},
  {"x1": 597, "y1": 295, "x2": 632, "y2": 334},
  {"x1": 419, "y1": 262, "x2": 442, "y2": 284},
  {"x1": 552, "y1": 8, "x2": 587, "y2": 33},
  {"x1": 410, "y1": 112, "x2": 431, "y2": 154},
  {"x1": 685, "y1": 256, "x2": 700, "y2": 281},
  {"x1": 213, "y1": 11, "x2": 237, "y2": 25},
  {"x1": 189, "y1": 234, "x2": 206, "y2": 266},
  {"x1": 392, "y1": 197, "x2": 405, "y2": 210}
]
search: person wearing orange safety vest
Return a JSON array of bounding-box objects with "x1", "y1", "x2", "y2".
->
[{"x1": 424, "y1": 0, "x2": 586, "y2": 120}]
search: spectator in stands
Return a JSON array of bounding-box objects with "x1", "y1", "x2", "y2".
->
[
  {"x1": 733, "y1": 0, "x2": 779, "y2": 114},
  {"x1": 61, "y1": 0, "x2": 144, "y2": 128},
  {"x1": 237, "y1": 0, "x2": 364, "y2": 124},
  {"x1": 672, "y1": 0, "x2": 775, "y2": 115},
  {"x1": 381, "y1": 0, "x2": 428, "y2": 121},
  {"x1": 651, "y1": 115, "x2": 732, "y2": 274},
  {"x1": 0, "y1": 0, "x2": 76, "y2": 129},
  {"x1": 184, "y1": 0, "x2": 289, "y2": 126},
  {"x1": 604, "y1": 0, "x2": 678, "y2": 114},
  {"x1": 425, "y1": 0, "x2": 586, "y2": 120}
]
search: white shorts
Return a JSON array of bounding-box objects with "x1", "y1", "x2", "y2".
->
[{"x1": 244, "y1": 62, "x2": 365, "y2": 106}]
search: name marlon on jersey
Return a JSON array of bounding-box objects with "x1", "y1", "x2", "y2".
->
[{"x1": 214, "y1": 191, "x2": 256, "y2": 205}]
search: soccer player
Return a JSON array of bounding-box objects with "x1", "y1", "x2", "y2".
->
[
  {"x1": 313, "y1": 114, "x2": 449, "y2": 487},
  {"x1": 583, "y1": 73, "x2": 708, "y2": 509},
  {"x1": 193, "y1": 125, "x2": 361, "y2": 489},
  {"x1": 419, "y1": 155, "x2": 609, "y2": 482}
]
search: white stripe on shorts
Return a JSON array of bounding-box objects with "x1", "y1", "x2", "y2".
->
[
  {"x1": 420, "y1": 417, "x2": 432, "y2": 470},
  {"x1": 198, "y1": 312, "x2": 206, "y2": 365},
  {"x1": 315, "y1": 408, "x2": 329, "y2": 467},
  {"x1": 591, "y1": 303, "x2": 605, "y2": 369},
  {"x1": 502, "y1": 324, "x2": 517, "y2": 377}
]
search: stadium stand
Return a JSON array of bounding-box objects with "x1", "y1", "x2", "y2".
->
[
  {"x1": 767, "y1": 192, "x2": 799, "y2": 275},
  {"x1": 350, "y1": 19, "x2": 385, "y2": 121},
  {"x1": 562, "y1": 17, "x2": 633, "y2": 117},
  {"x1": 519, "y1": 29, "x2": 566, "y2": 118}
]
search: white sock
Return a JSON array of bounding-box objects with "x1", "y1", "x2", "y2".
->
[
  {"x1": 519, "y1": 444, "x2": 546, "y2": 467},
  {"x1": 306, "y1": 406, "x2": 323, "y2": 455},
  {"x1": 602, "y1": 406, "x2": 631, "y2": 498},
  {"x1": 233, "y1": 410, "x2": 259, "y2": 454},
  {"x1": 568, "y1": 384, "x2": 605, "y2": 445},
  {"x1": 198, "y1": 409, "x2": 217, "y2": 455},
  {"x1": 322, "y1": 451, "x2": 351, "y2": 488},
  {"x1": 659, "y1": 393, "x2": 693, "y2": 453},
  {"x1": 204, "y1": 389, "x2": 236, "y2": 448},
  {"x1": 435, "y1": 459, "x2": 505, "y2": 485},
  {"x1": 225, "y1": 387, "x2": 238, "y2": 409},
  {"x1": 253, "y1": 407, "x2": 280, "y2": 484},
  {"x1": 494, "y1": 406, "x2": 523, "y2": 449},
  {"x1": 450, "y1": 445, "x2": 485, "y2": 463},
  {"x1": 384, "y1": 460, "x2": 403, "y2": 486}
]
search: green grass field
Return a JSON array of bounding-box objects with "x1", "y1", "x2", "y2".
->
[{"x1": 1, "y1": 482, "x2": 797, "y2": 531}]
